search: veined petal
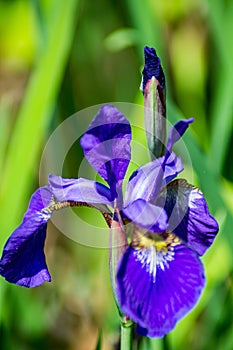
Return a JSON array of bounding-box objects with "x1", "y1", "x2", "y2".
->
[
  {"x1": 0, "y1": 187, "x2": 52, "y2": 287},
  {"x1": 124, "y1": 119, "x2": 192, "y2": 206},
  {"x1": 125, "y1": 152, "x2": 183, "y2": 205},
  {"x1": 80, "y1": 104, "x2": 131, "y2": 197},
  {"x1": 23, "y1": 186, "x2": 52, "y2": 222},
  {"x1": 117, "y1": 237, "x2": 205, "y2": 338},
  {"x1": 49, "y1": 174, "x2": 113, "y2": 210},
  {"x1": 123, "y1": 199, "x2": 167, "y2": 232},
  {"x1": 157, "y1": 179, "x2": 219, "y2": 255}
]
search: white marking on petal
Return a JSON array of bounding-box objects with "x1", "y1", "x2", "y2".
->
[
  {"x1": 37, "y1": 198, "x2": 72, "y2": 222},
  {"x1": 38, "y1": 209, "x2": 52, "y2": 221},
  {"x1": 188, "y1": 188, "x2": 202, "y2": 209},
  {"x1": 134, "y1": 246, "x2": 157, "y2": 282},
  {"x1": 133, "y1": 243, "x2": 175, "y2": 283},
  {"x1": 156, "y1": 246, "x2": 175, "y2": 271}
]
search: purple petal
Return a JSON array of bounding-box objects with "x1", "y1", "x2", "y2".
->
[
  {"x1": 23, "y1": 186, "x2": 53, "y2": 222},
  {"x1": 142, "y1": 46, "x2": 165, "y2": 91},
  {"x1": 166, "y1": 119, "x2": 194, "y2": 157},
  {"x1": 124, "y1": 119, "x2": 193, "y2": 206},
  {"x1": 0, "y1": 187, "x2": 52, "y2": 287},
  {"x1": 80, "y1": 105, "x2": 131, "y2": 197},
  {"x1": 157, "y1": 179, "x2": 219, "y2": 256},
  {"x1": 123, "y1": 199, "x2": 167, "y2": 232},
  {"x1": 49, "y1": 174, "x2": 113, "y2": 208},
  {"x1": 125, "y1": 152, "x2": 183, "y2": 205},
  {"x1": 117, "y1": 241, "x2": 205, "y2": 337}
]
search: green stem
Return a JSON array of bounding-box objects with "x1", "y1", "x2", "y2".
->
[
  {"x1": 120, "y1": 318, "x2": 133, "y2": 350},
  {"x1": 163, "y1": 334, "x2": 171, "y2": 350}
]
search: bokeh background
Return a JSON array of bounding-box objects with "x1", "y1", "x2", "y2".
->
[{"x1": 0, "y1": 0, "x2": 233, "y2": 349}]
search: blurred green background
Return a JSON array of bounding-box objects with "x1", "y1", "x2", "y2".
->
[{"x1": 0, "y1": 0, "x2": 233, "y2": 349}]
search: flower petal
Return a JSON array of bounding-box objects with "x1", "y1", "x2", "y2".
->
[
  {"x1": 157, "y1": 179, "x2": 219, "y2": 255},
  {"x1": 117, "y1": 241, "x2": 205, "y2": 337},
  {"x1": 142, "y1": 46, "x2": 165, "y2": 91},
  {"x1": 166, "y1": 118, "x2": 194, "y2": 157},
  {"x1": 0, "y1": 187, "x2": 52, "y2": 287},
  {"x1": 49, "y1": 174, "x2": 113, "y2": 211},
  {"x1": 23, "y1": 185, "x2": 52, "y2": 221},
  {"x1": 125, "y1": 152, "x2": 183, "y2": 205},
  {"x1": 80, "y1": 105, "x2": 131, "y2": 197},
  {"x1": 123, "y1": 199, "x2": 167, "y2": 232}
]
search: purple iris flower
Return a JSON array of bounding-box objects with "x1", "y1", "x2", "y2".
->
[{"x1": 0, "y1": 104, "x2": 218, "y2": 337}]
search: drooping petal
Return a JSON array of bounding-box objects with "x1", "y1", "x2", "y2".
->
[
  {"x1": 80, "y1": 104, "x2": 131, "y2": 197},
  {"x1": 123, "y1": 199, "x2": 167, "y2": 232},
  {"x1": 157, "y1": 179, "x2": 219, "y2": 256},
  {"x1": 0, "y1": 187, "x2": 52, "y2": 287},
  {"x1": 49, "y1": 174, "x2": 113, "y2": 212},
  {"x1": 117, "y1": 240, "x2": 205, "y2": 338},
  {"x1": 124, "y1": 152, "x2": 183, "y2": 205},
  {"x1": 142, "y1": 46, "x2": 165, "y2": 91},
  {"x1": 23, "y1": 185, "x2": 52, "y2": 222}
]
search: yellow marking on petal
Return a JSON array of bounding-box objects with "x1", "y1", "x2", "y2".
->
[
  {"x1": 41, "y1": 197, "x2": 112, "y2": 227},
  {"x1": 102, "y1": 212, "x2": 113, "y2": 227},
  {"x1": 132, "y1": 228, "x2": 180, "y2": 251},
  {"x1": 132, "y1": 229, "x2": 181, "y2": 278}
]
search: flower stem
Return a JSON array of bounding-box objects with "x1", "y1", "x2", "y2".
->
[
  {"x1": 120, "y1": 318, "x2": 133, "y2": 350},
  {"x1": 163, "y1": 334, "x2": 171, "y2": 350}
]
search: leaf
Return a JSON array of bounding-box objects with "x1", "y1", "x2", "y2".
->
[
  {"x1": 0, "y1": 0, "x2": 80, "y2": 249},
  {"x1": 95, "y1": 330, "x2": 102, "y2": 350}
]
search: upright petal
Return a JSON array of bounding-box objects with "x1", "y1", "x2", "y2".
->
[
  {"x1": 80, "y1": 105, "x2": 131, "y2": 198},
  {"x1": 165, "y1": 118, "x2": 194, "y2": 157},
  {"x1": 124, "y1": 118, "x2": 193, "y2": 206},
  {"x1": 157, "y1": 179, "x2": 219, "y2": 256},
  {"x1": 0, "y1": 187, "x2": 52, "y2": 287},
  {"x1": 124, "y1": 152, "x2": 183, "y2": 205},
  {"x1": 117, "y1": 239, "x2": 205, "y2": 337}
]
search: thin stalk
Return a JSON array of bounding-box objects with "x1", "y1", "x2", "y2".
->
[
  {"x1": 120, "y1": 318, "x2": 133, "y2": 350},
  {"x1": 163, "y1": 334, "x2": 171, "y2": 350}
]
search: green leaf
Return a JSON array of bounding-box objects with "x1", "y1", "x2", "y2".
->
[
  {"x1": 104, "y1": 28, "x2": 139, "y2": 52},
  {"x1": 0, "y1": 0, "x2": 79, "y2": 249},
  {"x1": 0, "y1": 99, "x2": 11, "y2": 173},
  {"x1": 207, "y1": 0, "x2": 233, "y2": 174},
  {"x1": 95, "y1": 330, "x2": 102, "y2": 350}
]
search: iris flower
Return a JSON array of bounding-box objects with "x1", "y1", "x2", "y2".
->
[
  {"x1": 0, "y1": 47, "x2": 219, "y2": 338},
  {"x1": 0, "y1": 103, "x2": 218, "y2": 336}
]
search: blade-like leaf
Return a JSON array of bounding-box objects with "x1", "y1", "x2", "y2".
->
[
  {"x1": 95, "y1": 330, "x2": 102, "y2": 350},
  {"x1": 0, "y1": 0, "x2": 79, "y2": 249}
]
